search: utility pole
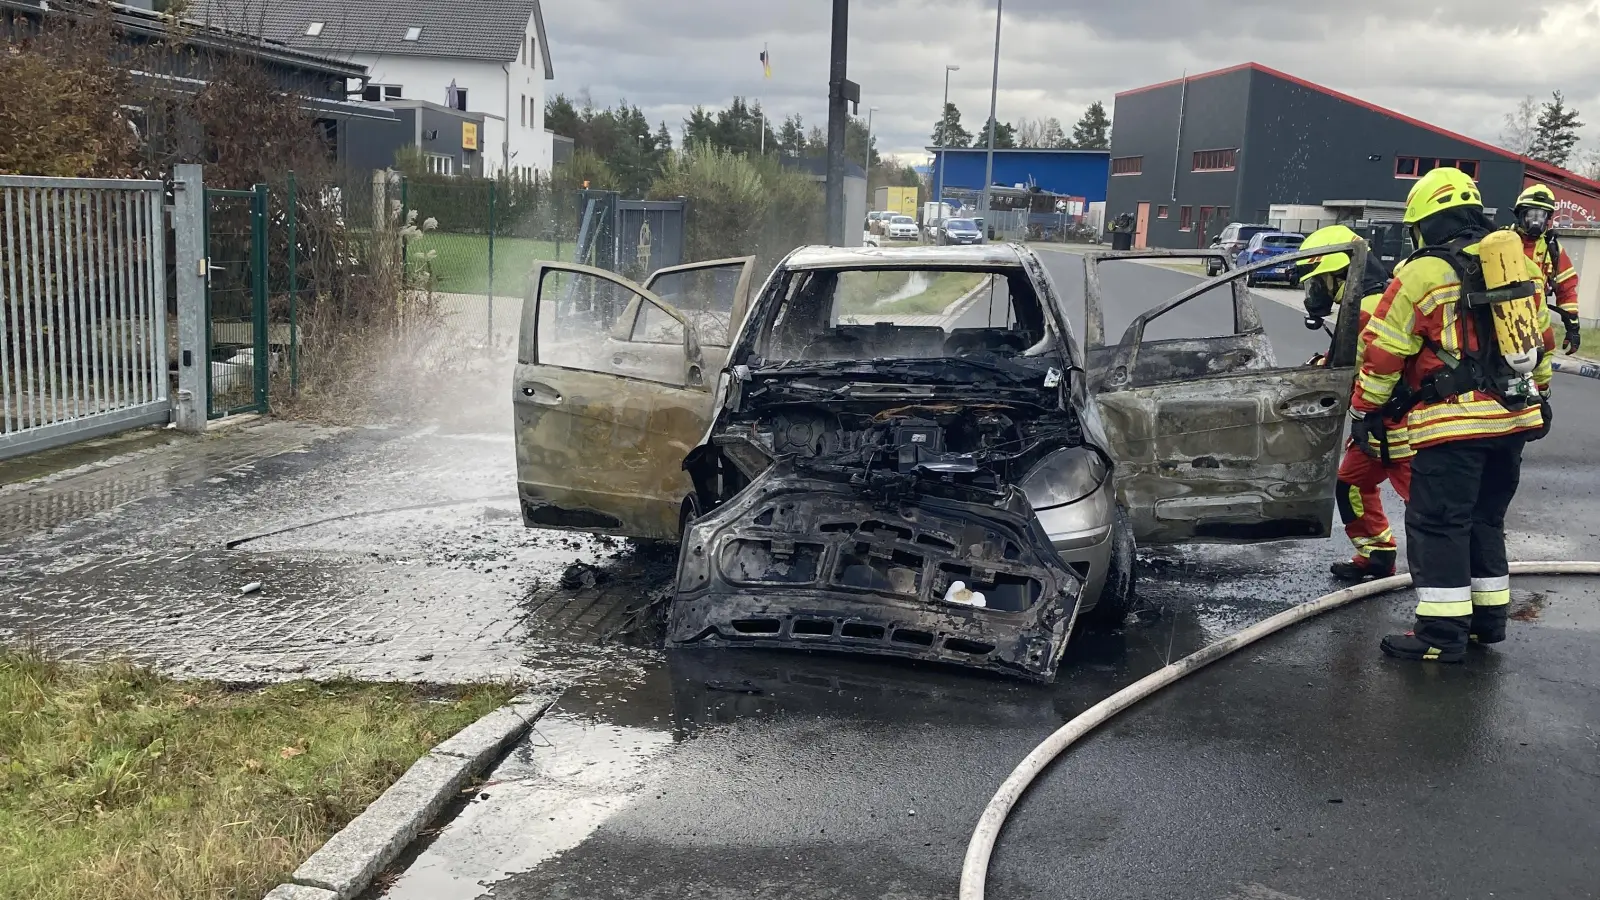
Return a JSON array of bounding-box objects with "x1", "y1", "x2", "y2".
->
[
  {"x1": 935, "y1": 64, "x2": 959, "y2": 225},
  {"x1": 979, "y1": 0, "x2": 1003, "y2": 229},
  {"x1": 825, "y1": 0, "x2": 859, "y2": 246}
]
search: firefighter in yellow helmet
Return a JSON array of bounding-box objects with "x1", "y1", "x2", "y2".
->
[
  {"x1": 1296, "y1": 225, "x2": 1409, "y2": 581},
  {"x1": 1511, "y1": 184, "x2": 1582, "y2": 354},
  {"x1": 1352, "y1": 167, "x2": 1555, "y2": 662}
]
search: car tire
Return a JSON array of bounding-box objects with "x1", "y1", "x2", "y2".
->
[{"x1": 1079, "y1": 506, "x2": 1136, "y2": 628}]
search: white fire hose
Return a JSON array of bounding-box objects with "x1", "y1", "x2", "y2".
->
[{"x1": 959, "y1": 560, "x2": 1600, "y2": 900}]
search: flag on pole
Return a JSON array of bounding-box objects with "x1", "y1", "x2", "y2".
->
[{"x1": 760, "y1": 44, "x2": 771, "y2": 79}]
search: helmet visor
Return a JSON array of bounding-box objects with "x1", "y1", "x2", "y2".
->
[
  {"x1": 1302, "y1": 274, "x2": 1337, "y2": 320},
  {"x1": 1520, "y1": 207, "x2": 1550, "y2": 235}
]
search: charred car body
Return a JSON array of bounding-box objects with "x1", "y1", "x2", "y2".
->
[{"x1": 513, "y1": 242, "x2": 1366, "y2": 682}]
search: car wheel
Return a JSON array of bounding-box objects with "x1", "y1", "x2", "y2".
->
[{"x1": 1079, "y1": 506, "x2": 1136, "y2": 628}]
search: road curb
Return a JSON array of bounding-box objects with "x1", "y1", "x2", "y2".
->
[{"x1": 262, "y1": 690, "x2": 558, "y2": 900}]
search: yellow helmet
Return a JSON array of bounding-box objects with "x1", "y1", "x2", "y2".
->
[
  {"x1": 1295, "y1": 224, "x2": 1361, "y2": 279},
  {"x1": 1515, "y1": 183, "x2": 1557, "y2": 212},
  {"x1": 1403, "y1": 167, "x2": 1482, "y2": 224}
]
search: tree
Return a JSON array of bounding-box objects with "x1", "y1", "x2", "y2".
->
[
  {"x1": 847, "y1": 114, "x2": 879, "y2": 168},
  {"x1": 682, "y1": 105, "x2": 716, "y2": 148},
  {"x1": 655, "y1": 121, "x2": 672, "y2": 153},
  {"x1": 931, "y1": 102, "x2": 971, "y2": 148},
  {"x1": 777, "y1": 114, "x2": 806, "y2": 157},
  {"x1": 1042, "y1": 117, "x2": 1069, "y2": 149},
  {"x1": 1014, "y1": 118, "x2": 1043, "y2": 149},
  {"x1": 1500, "y1": 95, "x2": 1539, "y2": 155},
  {"x1": 1529, "y1": 91, "x2": 1583, "y2": 167},
  {"x1": 1070, "y1": 101, "x2": 1111, "y2": 150},
  {"x1": 972, "y1": 117, "x2": 1016, "y2": 149}
]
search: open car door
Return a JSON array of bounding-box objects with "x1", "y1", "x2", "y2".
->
[
  {"x1": 514, "y1": 262, "x2": 713, "y2": 541},
  {"x1": 1087, "y1": 244, "x2": 1367, "y2": 545}
]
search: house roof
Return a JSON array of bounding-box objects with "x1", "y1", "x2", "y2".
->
[
  {"x1": 188, "y1": 0, "x2": 554, "y2": 75},
  {"x1": 1116, "y1": 62, "x2": 1600, "y2": 198}
]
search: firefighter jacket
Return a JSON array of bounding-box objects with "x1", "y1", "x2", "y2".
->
[
  {"x1": 1350, "y1": 285, "x2": 1414, "y2": 459},
  {"x1": 1353, "y1": 243, "x2": 1555, "y2": 450},
  {"x1": 1521, "y1": 232, "x2": 1579, "y2": 318}
]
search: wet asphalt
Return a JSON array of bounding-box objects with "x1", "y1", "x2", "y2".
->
[{"x1": 370, "y1": 249, "x2": 1600, "y2": 900}]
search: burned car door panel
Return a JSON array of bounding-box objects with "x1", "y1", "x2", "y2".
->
[
  {"x1": 675, "y1": 248, "x2": 1102, "y2": 682},
  {"x1": 1086, "y1": 243, "x2": 1369, "y2": 545},
  {"x1": 514, "y1": 262, "x2": 710, "y2": 540}
]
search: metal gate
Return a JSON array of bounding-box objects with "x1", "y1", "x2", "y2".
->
[
  {"x1": 0, "y1": 176, "x2": 169, "y2": 461},
  {"x1": 203, "y1": 185, "x2": 268, "y2": 418}
]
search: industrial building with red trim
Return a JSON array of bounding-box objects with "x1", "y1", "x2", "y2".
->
[{"x1": 1106, "y1": 62, "x2": 1600, "y2": 249}]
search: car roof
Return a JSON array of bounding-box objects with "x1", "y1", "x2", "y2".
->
[{"x1": 784, "y1": 243, "x2": 1027, "y2": 270}]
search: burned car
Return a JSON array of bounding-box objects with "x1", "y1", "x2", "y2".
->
[{"x1": 514, "y1": 242, "x2": 1365, "y2": 682}]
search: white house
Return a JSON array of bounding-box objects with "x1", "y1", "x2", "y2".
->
[{"x1": 193, "y1": 0, "x2": 556, "y2": 176}]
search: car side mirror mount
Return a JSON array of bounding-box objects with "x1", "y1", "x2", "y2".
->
[{"x1": 682, "y1": 323, "x2": 708, "y2": 389}]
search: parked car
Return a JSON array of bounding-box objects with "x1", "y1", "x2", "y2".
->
[
  {"x1": 865, "y1": 210, "x2": 891, "y2": 236},
  {"x1": 1207, "y1": 222, "x2": 1276, "y2": 275},
  {"x1": 1235, "y1": 231, "x2": 1305, "y2": 286},
  {"x1": 934, "y1": 217, "x2": 985, "y2": 245},
  {"x1": 1349, "y1": 218, "x2": 1412, "y2": 274},
  {"x1": 513, "y1": 242, "x2": 1365, "y2": 681},
  {"x1": 886, "y1": 215, "x2": 920, "y2": 241}
]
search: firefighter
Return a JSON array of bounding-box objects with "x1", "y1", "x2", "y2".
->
[
  {"x1": 1511, "y1": 183, "x2": 1582, "y2": 355},
  {"x1": 1295, "y1": 225, "x2": 1408, "y2": 581},
  {"x1": 1350, "y1": 166, "x2": 1555, "y2": 662}
]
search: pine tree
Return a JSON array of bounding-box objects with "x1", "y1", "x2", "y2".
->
[
  {"x1": 1529, "y1": 91, "x2": 1583, "y2": 167},
  {"x1": 654, "y1": 122, "x2": 672, "y2": 153},
  {"x1": 931, "y1": 103, "x2": 971, "y2": 148},
  {"x1": 972, "y1": 117, "x2": 1016, "y2": 149},
  {"x1": 1069, "y1": 101, "x2": 1111, "y2": 150},
  {"x1": 778, "y1": 114, "x2": 806, "y2": 157}
]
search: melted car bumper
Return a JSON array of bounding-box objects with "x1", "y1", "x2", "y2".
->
[{"x1": 667, "y1": 473, "x2": 1084, "y2": 682}]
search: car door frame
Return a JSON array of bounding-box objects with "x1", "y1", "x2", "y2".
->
[
  {"x1": 1088, "y1": 242, "x2": 1368, "y2": 545},
  {"x1": 637, "y1": 255, "x2": 757, "y2": 349},
  {"x1": 514, "y1": 261, "x2": 713, "y2": 540}
]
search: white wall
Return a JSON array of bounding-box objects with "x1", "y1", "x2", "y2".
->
[{"x1": 351, "y1": 18, "x2": 551, "y2": 176}]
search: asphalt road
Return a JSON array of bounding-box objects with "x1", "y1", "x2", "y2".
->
[{"x1": 374, "y1": 249, "x2": 1600, "y2": 900}]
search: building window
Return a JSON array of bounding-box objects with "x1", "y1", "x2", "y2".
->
[
  {"x1": 1111, "y1": 156, "x2": 1143, "y2": 176},
  {"x1": 1157, "y1": 205, "x2": 1169, "y2": 219},
  {"x1": 362, "y1": 85, "x2": 402, "y2": 102},
  {"x1": 1179, "y1": 206, "x2": 1193, "y2": 231},
  {"x1": 1199, "y1": 206, "x2": 1215, "y2": 231},
  {"x1": 305, "y1": 21, "x2": 323, "y2": 36},
  {"x1": 449, "y1": 88, "x2": 468, "y2": 111},
  {"x1": 1192, "y1": 148, "x2": 1237, "y2": 172},
  {"x1": 403, "y1": 26, "x2": 422, "y2": 41},
  {"x1": 384, "y1": 86, "x2": 402, "y2": 101},
  {"x1": 1396, "y1": 156, "x2": 1479, "y2": 180},
  {"x1": 521, "y1": 94, "x2": 527, "y2": 126},
  {"x1": 529, "y1": 37, "x2": 536, "y2": 66},
  {"x1": 426, "y1": 154, "x2": 454, "y2": 176}
]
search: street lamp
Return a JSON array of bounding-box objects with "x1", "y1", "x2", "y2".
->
[
  {"x1": 979, "y1": 0, "x2": 1002, "y2": 230},
  {"x1": 935, "y1": 64, "x2": 959, "y2": 225},
  {"x1": 864, "y1": 105, "x2": 879, "y2": 174}
]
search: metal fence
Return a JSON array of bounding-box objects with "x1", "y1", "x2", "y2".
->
[{"x1": 0, "y1": 176, "x2": 168, "y2": 460}]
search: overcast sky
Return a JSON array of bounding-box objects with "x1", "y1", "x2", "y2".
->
[{"x1": 540, "y1": 0, "x2": 1600, "y2": 164}]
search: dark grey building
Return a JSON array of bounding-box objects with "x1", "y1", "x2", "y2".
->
[
  {"x1": 344, "y1": 102, "x2": 489, "y2": 178},
  {"x1": 1106, "y1": 62, "x2": 1600, "y2": 249}
]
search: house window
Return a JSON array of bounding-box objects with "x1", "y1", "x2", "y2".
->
[
  {"x1": 529, "y1": 37, "x2": 536, "y2": 66},
  {"x1": 384, "y1": 86, "x2": 402, "y2": 101},
  {"x1": 305, "y1": 21, "x2": 323, "y2": 36},
  {"x1": 426, "y1": 154, "x2": 454, "y2": 176},
  {"x1": 453, "y1": 88, "x2": 468, "y2": 111},
  {"x1": 1396, "y1": 156, "x2": 1479, "y2": 180},
  {"x1": 1179, "y1": 206, "x2": 1193, "y2": 231},
  {"x1": 1199, "y1": 206, "x2": 1215, "y2": 230},
  {"x1": 1191, "y1": 148, "x2": 1237, "y2": 172},
  {"x1": 1111, "y1": 156, "x2": 1143, "y2": 176},
  {"x1": 363, "y1": 85, "x2": 379, "y2": 102},
  {"x1": 1157, "y1": 205, "x2": 1169, "y2": 219},
  {"x1": 403, "y1": 26, "x2": 422, "y2": 41},
  {"x1": 362, "y1": 85, "x2": 401, "y2": 102},
  {"x1": 521, "y1": 94, "x2": 527, "y2": 126}
]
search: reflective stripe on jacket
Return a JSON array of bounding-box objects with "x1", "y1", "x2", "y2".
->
[
  {"x1": 1352, "y1": 246, "x2": 1554, "y2": 450},
  {"x1": 1522, "y1": 233, "x2": 1578, "y2": 317},
  {"x1": 1352, "y1": 288, "x2": 1413, "y2": 458}
]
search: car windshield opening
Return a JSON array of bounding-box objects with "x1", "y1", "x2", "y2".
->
[
  {"x1": 1262, "y1": 235, "x2": 1303, "y2": 248},
  {"x1": 757, "y1": 267, "x2": 1050, "y2": 365},
  {"x1": 947, "y1": 219, "x2": 976, "y2": 230}
]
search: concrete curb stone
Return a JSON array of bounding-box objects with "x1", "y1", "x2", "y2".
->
[{"x1": 268, "y1": 690, "x2": 561, "y2": 900}]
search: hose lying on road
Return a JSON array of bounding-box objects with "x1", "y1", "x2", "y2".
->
[{"x1": 959, "y1": 560, "x2": 1600, "y2": 900}]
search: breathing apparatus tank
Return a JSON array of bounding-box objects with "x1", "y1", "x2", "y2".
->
[{"x1": 1468, "y1": 229, "x2": 1542, "y2": 401}]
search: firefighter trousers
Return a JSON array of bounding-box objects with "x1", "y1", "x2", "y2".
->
[
  {"x1": 1404, "y1": 433, "x2": 1526, "y2": 622},
  {"x1": 1335, "y1": 442, "x2": 1412, "y2": 561}
]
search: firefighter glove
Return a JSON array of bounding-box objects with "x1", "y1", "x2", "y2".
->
[
  {"x1": 1562, "y1": 314, "x2": 1582, "y2": 355},
  {"x1": 1530, "y1": 396, "x2": 1554, "y2": 442},
  {"x1": 1348, "y1": 408, "x2": 1385, "y2": 459}
]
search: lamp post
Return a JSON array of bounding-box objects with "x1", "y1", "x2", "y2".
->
[
  {"x1": 979, "y1": 0, "x2": 1002, "y2": 230},
  {"x1": 935, "y1": 64, "x2": 959, "y2": 225}
]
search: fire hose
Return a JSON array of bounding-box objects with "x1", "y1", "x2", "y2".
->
[{"x1": 959, "y1": 560, "x2": 1600, "y2": 900}]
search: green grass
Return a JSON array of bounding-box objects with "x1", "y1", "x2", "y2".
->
[
  {"x1": 1579, "y1": 327, "x2": 1600, "y2": 360},
  {"x1": 0, "y1": 650, "x2": 513, "y2": 900},
  {"x1": 835, "y1": 271, "x2": 988, "y2": 317},
  {"x1": 408, "y1": 232, "x2": 561, "y2": 295}
]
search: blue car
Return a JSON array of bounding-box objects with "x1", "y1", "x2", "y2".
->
[{"x1": 1234, "y1": 231, "x2": 1305, "y2": 286}]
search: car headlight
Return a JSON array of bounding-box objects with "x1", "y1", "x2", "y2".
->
[{"x1": 1020, "y1": 447, "x2": 1108, "y2": 509}]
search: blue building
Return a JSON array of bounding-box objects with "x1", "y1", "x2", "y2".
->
[{"x1": 926, "y1": 148, "x2": 1110, "y2": 204}]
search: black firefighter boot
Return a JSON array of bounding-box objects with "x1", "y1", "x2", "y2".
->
[
  {"x1": 1470, "y1": 604, "x2": 1509, "y2": 645},
  {"x1": 1381, "y1": 615, "x2": 1470, "y2": 663},
  {"x1": 1330, "y1": 549, "x2": 1397, "y2": 582}
]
